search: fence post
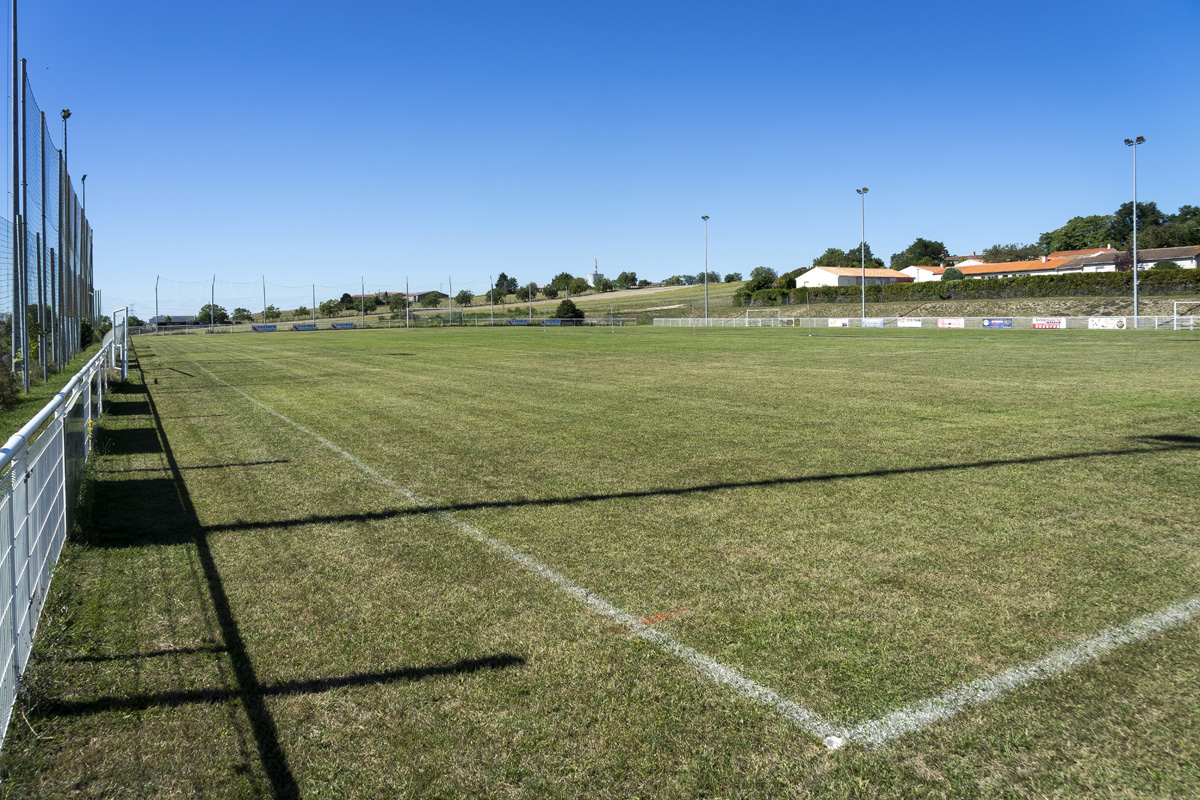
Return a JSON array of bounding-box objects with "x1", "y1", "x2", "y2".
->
[{"x1": 9, "y1": 438, "x2": 28, "y2": 679}]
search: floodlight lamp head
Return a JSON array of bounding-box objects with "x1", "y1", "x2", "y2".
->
[
  {"x1": 701, "y1": 215, "x2": 709, "y2": 221},
  {"x1": 857, "y1": 187, "x2": 868, "y2": 195},
  {"x1": 61, "y1": 108, "x2": 71, "y2": 120},
  {"x1": 81, "y1": 174, "x2": 87, "y2": 182}
]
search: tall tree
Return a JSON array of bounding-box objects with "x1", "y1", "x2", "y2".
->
[
  {"x1": 812, "y1": 244, "x2": 883, "y2": 270},
  {"x1": 889, "y1": 238, "x2": 947, "y2": 269},
  {"x1": 1037, "y1": 215, "x2": 1115, "y2": 253},
  {"x1": 981, "y1": 243, "x2": 1043, "y2": 263},
  {"x1": 454, "y1": 289, "x2": 474, "y2": 307},
  {"x1": 1110, "y1": 201, "x2": 1166, "y2": 247}
]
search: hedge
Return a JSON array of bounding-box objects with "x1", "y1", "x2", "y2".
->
[{"x1": 791, "y1": 269, "x2": 1200, "y2": 305}]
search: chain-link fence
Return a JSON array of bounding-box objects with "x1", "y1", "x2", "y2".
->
[{"x1": 3, "y1": 61, "x2": 96, "y2": 395}]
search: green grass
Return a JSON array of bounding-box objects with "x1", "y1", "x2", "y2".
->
[
  {"x1": 2, "y1": 326, "x2": 1198, "y2": 798},
  {"x1": 0, "y1": 343, "x2": 103, "y2": 443}
]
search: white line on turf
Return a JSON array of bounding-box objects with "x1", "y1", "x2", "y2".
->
[
  {"x1": 847, "y1": 593, "x2": 1200, "y2": 746},
  {"x1": 183, "y1": 358, "x2": 843, "y2": 742},
  {"x1": 177, "y1": 352, "x2": 1200, "y2": 750}
]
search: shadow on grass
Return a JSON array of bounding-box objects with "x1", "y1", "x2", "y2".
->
[
  {"x1": 67, "y1": 358, "x2": 524, "y2": 800},
  {"x1": 181, "y1": 432, "x2": 1200, "y2": 536}
]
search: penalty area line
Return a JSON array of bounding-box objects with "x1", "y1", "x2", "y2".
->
[{"x1": 181, "y1": 358, "x2": 842, "y2": 743}]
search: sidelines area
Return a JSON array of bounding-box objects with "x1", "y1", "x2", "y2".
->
[{"x1": 178, "y1": 348, "x2": 1199, "y2": 750}]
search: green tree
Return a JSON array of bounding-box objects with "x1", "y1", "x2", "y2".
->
[
  {"x1": 1110, "y1": 201, "x2": 1166, "y2": 247},
  {"x1": 231, "y1": 307, "x2": 253, "y2": 323},
  {"x1": 388, "y1": 294, "x2": 408, "y2": 312},
  {"x1": 941, "y1": 267, "x2": 964, "y2": 281},
  {"x1": 454, "y1": 289, "x2": 474, "y2": 307},
  {"x1": 319, "y1": 299, "x2": 342, "y2": 318},
  {"x1": 890, "y1": 238, "x2": 948, "y2": 269},
  {"x1": 197, "y1": 303, "x2": 230, "y2": 324},
  {"x1": 339, "y1": 292, "x2": 355, "y2": 309},
  {"x1": 293, "y1": 306, "x2": 310, "y2": 320},
  {"x1": 663, "y1": 275, "x2": 684, "y2": 286},
  {"x1": 1038, "y1": 215, "x2": 1115, "y2": 253},
  {"x1": 1152, "y1": 260, "x2": 1181, "y2": 269},
  {"x1": 615, "y1": 271, "x2": 638, "y2": 289},
  {"x1": 567, "y1": 277, "x2": 589, "y2": 295},
  {"x1": 420, "y1": 291, "x2": 445, "y2": 308},
  {"x1": 264, "y1": 304, "x2": 282, "y2": 321},
  {"x1": 485, "y1": 287, "x2": 507, "y2": 304},
  {"x1": 554, "y1": 299, "x2": 584, "y2": 319},
  {"x1": 981, "y1": 243, "x2": 1043, "y2": 263},
  {"x1": 514, "y1": 283, "x2": 538, "y2": 302},
  {"x1": 541, "y1": 285, "x2": 559, "y2": 300},
  {"x1": 723, "y1": 272, "x2": 742, "y2": 282},
  {"x1": 744, "y1": 266, "x2": 778, "y2": 293},
  {"x1": 495, "y1": 273, "x2": 519, "y2": 294},
  {"x1": 548, "y1": 272, "x2": 574, "y2": 291},
  {"x1": 813, "y1": 244, "x2": 883, "y2": 269},
  {"x1": 593, "y1": 276, "x2": 616, "y2": 292},
  {"x1": 128, "y1": 315, "x2": 146, "y2": 327}
]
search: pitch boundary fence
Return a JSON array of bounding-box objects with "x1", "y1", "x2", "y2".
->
[
  {"x1": 0, "y1": 309, "x2": 126, "y2": 752},
  {"x1": 655, "y1": 315, "x2": 1195, "y2": 331}
]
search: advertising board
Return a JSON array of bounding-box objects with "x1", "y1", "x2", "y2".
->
[
  {"x1": 937, "y1": 318, "x2": 965, "y2": 329},
  {"x1": 292, "y1": 323, "x2": 317, "y2": 331},
  {"x1": 862, "y1": 318, "x2": 886, "y2": 328},
  {"x1": 251, "y1": 324, "x2": 277, "y2": 332},
  {"x1": 1088, "y1": 317, "x2": 1127, "y2": 330},
  {"x1": 1032, "y1": 317, "x2": 1066, "y2": 329},
  {"x1": 829, "y1": 318, "x2": 850, "y2": 327},
  {"x1": 331, "y1": 322, "x2": 356, "y2": 330},
  {"x1": 897, "y1": 318, "x2": 922, "y2": 328},
  {"x1": 982, "y1": 318, "x2": 1012, "y2": 328}
]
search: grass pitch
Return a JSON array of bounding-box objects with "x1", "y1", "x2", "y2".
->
[{"x1": 2, "y1": 326, "x2": 1198, "y2": 798}]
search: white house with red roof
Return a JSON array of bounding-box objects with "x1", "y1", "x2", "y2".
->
[{"x1": 796, "y1": 266, "x2": 913, "y2": 288}]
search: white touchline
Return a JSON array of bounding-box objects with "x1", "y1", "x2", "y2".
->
[
  {"x1": 174, "y1": 349, "x2": 1200, "y2": 750},
  {"x1": 846, "y1": 593, "x2": 1200, "y2": 747}
]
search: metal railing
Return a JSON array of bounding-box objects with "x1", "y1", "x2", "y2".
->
[{"x1": 0, "y1": 309, "x2": 126, "y2": 751}]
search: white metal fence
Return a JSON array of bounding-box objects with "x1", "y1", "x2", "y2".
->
[
  {"x1": 0, "y1": 309, "x2": 127, "y2": 751},
  {"x1": 655, "y1": 315, "x2": 1196, "y2": 331}
]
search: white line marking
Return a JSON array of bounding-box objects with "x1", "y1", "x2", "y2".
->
[
  {"x1": 846, "y1": 594, "x2": 1200, "y2": 746},
  {"x1": 181, "y1": 357, "x2": 843, "y2": 741},
  {"x1": 167, "y1": 348, "x2": 1200, "y2": 749}
]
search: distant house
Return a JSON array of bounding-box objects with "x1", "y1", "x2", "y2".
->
[
  {"x1": 950, "y1": 246, "x2": 1200, "y2": 280},
  {"x1": 149, "y1": 315, "x2": 194, "y2": 325},
  {"x1": 1065, "y1": 245, "x2": 1200, "y2": 272},
  {"x1": 796, "y1": 266, "x2": 913, "y2": 288},
  {"x1": 899, "y1": 265, "x2": 946, "y2": 283}
]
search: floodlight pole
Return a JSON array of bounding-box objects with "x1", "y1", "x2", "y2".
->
[
  {"x1": 210, "y1": 274, "x2": 215, "y2": 331},
  {"x1": 312, "y1": 284, "x2": 316, "y2": 325},
  {"x1": 155, "y1": 275, "x2": 159, "y2": 333},
  {"x1": 361, "y1": 277, "x2": 365, "y2": 327},
  {"x1": 449, "y1": 277, "x2": 453, "y2": 325},
  {"x1": 701, "y1": 215, "x2": 710, "y2": 322},
  {"x1": 405, "y1": 276, "x2": 410, "y2": 329},
  {"x1": 262, "y1": 275, "x2": 266, "y2": 324},
  {"x1": 1124, "y1": 136, "x2": 1145, "y2": 329},
  {"x1": 489, "y1": 274, "x2": 494, "y2": 326},
  {"x1": 857, "y1": 187, "x2": 869, "y2": 321}
]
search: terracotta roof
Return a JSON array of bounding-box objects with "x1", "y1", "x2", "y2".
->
[
  {"x1": 955, "y1": 257, "x2": 1076, "y2": 276},
  {"x1": 812, "y1": 266, "x2": 912, "y2": 279}
]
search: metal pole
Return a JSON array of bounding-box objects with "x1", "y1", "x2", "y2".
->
[
  {"x1": 10, "y1": 0, "x2": 18, "y2": 376},
  {"x1": 19, "y1": 59, "x2": 29, "y2": 389},
  {"x1": 857, "y1": 187, "x2": 868, "y2": 320},
  {"x1": 405, "y1": 277, "x2": 410, "y2": 329},
  {"x1": 701, "y1": 215, "x2": 709, "y2": 322},
  {"x1": 312, "y1": 284, "x2": 316, "y2": 325},
  {"x1": 489, "y1": 274, "x2": 493, "y2": 326},
  {"x1": 448, "y1": 277, "x2": 453, "y2": 325},
  {"x1": 210, "y1": 274, "x2": 215, "y2": 331},
  {"x1": 262, "y1": 275, "x2": 266, "y2": 323},
  {"x1": 155, "y1": 275, "x2": 159, "y2": 333},
  {"x1": 1125, "y1": 137, "x2": 1144, "y2": 329},
  {"x1": 361, "y1": 277, "x2": 365, "y2": 327}
]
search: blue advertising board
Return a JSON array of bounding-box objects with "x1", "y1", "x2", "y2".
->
[
  {"x1": 292, "y1": 323, "x2": 317, "y2": 331},
  {"x1": 331, "y1": 322, "x2": 356, "y2": 330},
  {"x1": 982, "y1": 318, "x2": 1013, "y2": 328},
  {"x1": 542, "y1": 319, "x2": 561, "y2": 326},
  {"x1": 507, "y1": 319, "x2": 529, "y2": 326},
  {"x1": 251, "y1": 324, "x2": 277, "y2": 332}
]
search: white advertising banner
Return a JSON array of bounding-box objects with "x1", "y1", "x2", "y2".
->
[
  {"x1": 1088, "y1": 317, "x2": 1127, "y2": 330},
  {"x1": 897, "y1": 318, "x2": 923, "y2": 328},
  {"x1": 1032, "y1": 317, "x2": 1066, "y2": 329},
  {"x1": 863, "y1": 318, "x2": 886, "y2": 328},
  {"x1": 829, "y1": 318, "x2": 850, "y2": 327},
  {"x1": 937, "y1": 318, "x2": 965, "y2": 329}
]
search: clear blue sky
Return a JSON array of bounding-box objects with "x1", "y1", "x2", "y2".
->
[{"x1": 12, "y1": 0, "x2": 1200, "y2": 318}]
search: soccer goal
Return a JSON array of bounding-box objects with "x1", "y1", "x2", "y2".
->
[{"x1": 1173, "y1": 301, "x2": 1200, "y2": 330}]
